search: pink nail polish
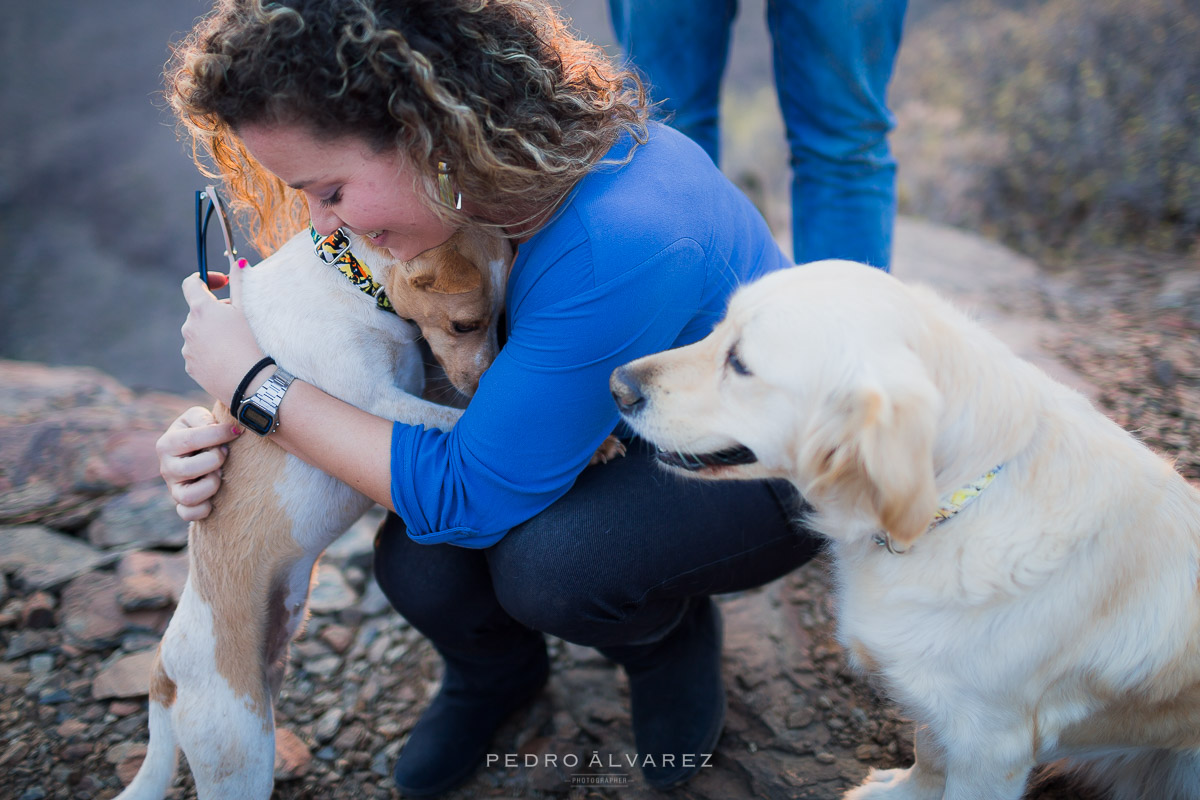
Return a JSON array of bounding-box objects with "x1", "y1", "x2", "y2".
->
[
  {"x1": 231, "y1": 425, "x2": 242, "y2": 436},
  {"x1": 237, "y1": 258, "x2": 249, "y2": 269}
]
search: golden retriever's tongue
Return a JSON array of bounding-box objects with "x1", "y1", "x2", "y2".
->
[{"x1": 654, "y1": 444, "x2": 757, "y2": 471}]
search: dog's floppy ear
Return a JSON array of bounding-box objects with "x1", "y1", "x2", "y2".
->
[
  {"x1": 800, "y1": 370, "x2": 940, "y2": 547},
  {"x1": 409, "y1": 247, "x2": 483, "y2": 295}
]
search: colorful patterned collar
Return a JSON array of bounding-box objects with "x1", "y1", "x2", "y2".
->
[
  {"x1": 310, "y1": 224, "x2": 396, "y2": 315},
  {"x1": 873, "y1": 464, "x2": 1006, "y2": 555}
]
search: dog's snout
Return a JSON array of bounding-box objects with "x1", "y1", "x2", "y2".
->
[{"x1": 610, "y1": 366, "x2": 647, "y2": 416}]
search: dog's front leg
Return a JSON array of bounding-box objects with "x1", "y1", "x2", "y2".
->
[
  {"x1": 372, "y1": 387, "x2": 463, "y2": 433},
  {"x1": 844, "y1": 724, "x2": 946, "y2": 800},
  {"x1": 938, "y1": 721, "x2": 1035, "y2": 800},
  {"x1": 940, "y1": 758, "x2": 1032, "y2": 800}
]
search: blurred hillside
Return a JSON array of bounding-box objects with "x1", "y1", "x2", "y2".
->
[
  {"x1": 890, "y1": 0, "x2": 1200, "y2": 261},
  {"x1": 0, "y1": 0, "x2": 1196, "y2": 396}
]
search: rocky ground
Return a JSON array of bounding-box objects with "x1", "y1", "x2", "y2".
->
[{"x1": 1, "y1": 227, "x2": 1198, "y2": 800}]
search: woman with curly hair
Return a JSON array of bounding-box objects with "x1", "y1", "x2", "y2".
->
[{"x1": 159, "y1": 0, "x2": 823, "y2": 794}]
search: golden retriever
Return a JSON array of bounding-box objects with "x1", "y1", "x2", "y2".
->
[{"x1": 610, "y1": 260, "x2": 1200, "y2": 800}]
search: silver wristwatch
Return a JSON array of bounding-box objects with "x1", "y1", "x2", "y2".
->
[{"x1": 236, "y1": 367, "x2": 295, "y2": 436}]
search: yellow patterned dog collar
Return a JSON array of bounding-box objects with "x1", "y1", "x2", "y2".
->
[
  {"x1": 310, "y1": 224, "x2": 395, "y2": 314},
  {"x1": 874, "y1": 464, "x2": 1005, "y2": 554}
]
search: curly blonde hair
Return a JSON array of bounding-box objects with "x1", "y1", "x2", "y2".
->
[{"x1": 167, "y1": 0, "x2": 648, "y2": 255}]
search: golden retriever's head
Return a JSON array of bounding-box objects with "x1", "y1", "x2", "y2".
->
[
  {"x1": 380, "y1": 229, "x2": 512, "y2": 397},
  {"x1": 612, "y1": 261, "x2": 944, "y2": 548}
]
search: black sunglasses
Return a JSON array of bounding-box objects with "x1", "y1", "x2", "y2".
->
[{"x1": 195, "y1": 185, "x2": 239, "y2": 285}]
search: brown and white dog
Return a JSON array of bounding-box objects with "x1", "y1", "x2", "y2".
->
[
  {"x1": 612, "y1": 260, "x2": 1200, "y2": 800},
  {"x1": 117, "y1": 227, "x2": 511, "y2": 800}
]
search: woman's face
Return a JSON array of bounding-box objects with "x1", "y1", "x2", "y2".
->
[{"x1": 238, "y1": 123, "x2": 456, "y2": 262}]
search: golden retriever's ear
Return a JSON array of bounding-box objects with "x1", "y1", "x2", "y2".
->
[
  {"x1": 409, "y1": 248, "x2": 482, "y2": 295},
  {"x1": 801, "y1": 375, "x2": 940, "y2": 547}
]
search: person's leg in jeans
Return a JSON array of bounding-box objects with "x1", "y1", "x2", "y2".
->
[
  {"x1": 490, "y1": 438, "x2": 821, "y2": 789},
  {"x1": 607, "y1": 0, "x2": 738, "y2": 164},
  {"x1": 373, "y1": 523, "x2": 548, "y2": 797},
  {"x1": 374, "y1": 438, "x2": 822, "y2": 793},
  {"x1": 768, "y1": 0, "x2": 907, "y2": 269}
]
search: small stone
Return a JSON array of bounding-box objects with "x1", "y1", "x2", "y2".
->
[
  {"x1": 116, "y1": 550, "x2": 188, "y2": 611},
  {"x1": 324, "y1": 510, "x2": 383, "y2": 571},
  {"x1": 56, "y1": 719, "x2": 88, "y2": 739},
  {"x1": 5, "y1": 630, "x2": 57, "y2": 660},
  {"x1": 92, "y1": 649, "x2": 156, "y2": 700},
  {"x1": 60, "y1": 574, "x2": 129, "y2": 649},
  {"x1": 1152, "y1": 359, "x2": 1176, "y2": 387},
  {"x1": 333, "y1": 722, "x2": 368, "y2": 752},
  {"x1": 308, "y1": 564, "x2": 358, "y2": 615},
  {"x1": 29, "y1": 653, "x2": 56, "y2": 675},
  {"x1": 0, "y1": 526, "x2": 118, "y2": 590},
  {"x1": 20, "y1": 591, "x2": 56, "y2": 629},
  {"x1": 786, "y1": 707, "x2": 816, "y2": 729},
  {"x1": 18, "y1": 788, "x2": 47, "y2": 800},
  {"x1": 318, "y1": 624, "x2": 355, "y2": 654},
  {"x1": 357, "y1": 580, "x2": 393, "y2": 617},
  {"x1": 109, "y1": 700, "x2": 142, "y2": 717},
  {"x1": 305, "y1": 655, "x2": 343, "y2": 678},
  {"x1": 39, "y1": 688, "x2": 73, "y2": 705},
  {"x1": 88, "y1": 484, "x2": 188, "y2": 549},
  {"x1": 0, "y1": 740, "x2": 30, "y2": 767},
  {"x1": 815, "y1": 751, "x2": 837, "y2": 764},
  {"x1": 275, "y1": 727, "x2": 313, "y2": 780},
  {"x1": 314, "y1": 707, "x2": 344, "y2": 744},
  {"x1": 61, "y1": 742, "x2": 93, "y2": 761},
  {"x1": 370, "y1": 750, "x2": 392, "y2": 777},
  {"x1": 856, "y1": 744, "x2": 884, "y2": 762},
  {"x1": 115, "y1": 748, "x2": 147, "y2": 786},
  {"x1": 105, "y1": 742, "x2": 146, "y2": 766}
]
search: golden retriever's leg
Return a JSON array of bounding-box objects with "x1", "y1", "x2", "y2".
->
[
  {"x1": 938, "y1": 724, "x2": 1033, "y2": 800},
  {"x1": 844, "y1": 724, "x2": 946, "y2": 799}
]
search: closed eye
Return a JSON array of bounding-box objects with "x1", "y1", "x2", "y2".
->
[
  {"x1": 318, "y1": 188, "x2": 343, "y2": 208},
  {"x1": 452, "y1": 321, "x2": 482, "y2": 334},
  {"x1": 727, "y1": 345, "x2": 751, "y2": 376}
]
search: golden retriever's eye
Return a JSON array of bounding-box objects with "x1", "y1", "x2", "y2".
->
[
  {"x1": 727, "y1": 346, "x2": 752, "y2": 377},
  {"x1": 452, "y1": 321, "x2": 481, "y2": 334}
]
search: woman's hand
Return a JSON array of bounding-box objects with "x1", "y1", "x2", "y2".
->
[
  {"x1": 180, "y1": 266, "x2": 265, "y2": 404},
  {"x1": 157, "y1": 406, "x2": 242, "y2": 521}
]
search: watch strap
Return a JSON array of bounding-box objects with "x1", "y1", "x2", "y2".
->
[{"x1": 231, "y1": 356, "x2": 276, "y2": 413}]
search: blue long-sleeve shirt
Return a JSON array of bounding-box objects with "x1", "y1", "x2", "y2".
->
[{"x1": 390, "y1": 123, "x2": 791, "y2": 547}]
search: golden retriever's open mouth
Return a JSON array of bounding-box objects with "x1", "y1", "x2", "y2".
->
[{"x1": 653, "y1": 444, "x2": 758, "y2": 472}]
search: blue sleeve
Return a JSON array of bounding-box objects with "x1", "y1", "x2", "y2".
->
[{"x1": 389, "y1": 239, "x2": 707, "y2": 547}]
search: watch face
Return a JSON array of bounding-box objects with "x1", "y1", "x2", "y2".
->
[{"x1": 238, "y1": 403, "x2": 273, "y2": 435}]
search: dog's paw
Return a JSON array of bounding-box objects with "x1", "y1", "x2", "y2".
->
[
  {"x1": 843, "y1": 768, "x2": 939, "y2": 800},
  {"x1": 588, "y1": 436, "x2": 627, "y2": 466}
]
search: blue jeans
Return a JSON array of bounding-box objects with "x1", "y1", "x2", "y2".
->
[
  {"x1": 608, "y1": 0, "x2": 907, "y2": 269},
  {"x1": 374, "y1": 439, "x2": 821, "y2": 667}
]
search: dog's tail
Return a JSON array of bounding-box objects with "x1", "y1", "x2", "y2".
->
[
  {"x1": 114, "y1": 680, "x2": 179, "y2": 799},
  {"x1": 1064, "y1": 749, "x2": 1200, "y2": 800}
]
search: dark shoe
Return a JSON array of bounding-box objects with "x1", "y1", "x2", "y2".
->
[
  {"x1": 392, "y1": 644, "x2": 550, "y2": 797},
  {"x1": 605, "y1": 596, "x2": 726, "y2": 790}
]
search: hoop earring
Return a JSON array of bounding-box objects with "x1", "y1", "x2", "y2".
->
[{"x1": 437, "y1": 161, "x2": 463, "y2": 210}]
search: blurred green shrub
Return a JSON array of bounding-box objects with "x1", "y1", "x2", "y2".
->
[{"x1": 893, "y1": 0, "x2": 1200, "y2": 260}]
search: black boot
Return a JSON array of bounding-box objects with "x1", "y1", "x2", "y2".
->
[
  {"x1": 601, "y1": 596, "x2": 726, "y2": 790},
  {"x1": 392, "y1": 643, "x2": 550, "y2": 797}
]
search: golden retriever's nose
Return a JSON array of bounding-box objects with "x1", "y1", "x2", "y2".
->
[{"x1": 610, "y1": 366, "x2": 646, "y2": 416}]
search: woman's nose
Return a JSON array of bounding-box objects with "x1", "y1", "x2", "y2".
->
[{"x1": 307, "y1": 202, "x2": 342, "y2": 236}]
